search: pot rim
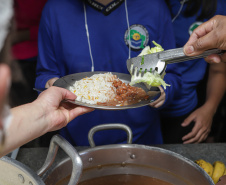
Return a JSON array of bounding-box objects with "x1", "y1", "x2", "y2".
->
[
  {"x1": 79, "y1": 144, "x2": 214, "y2": 185},
  {"x1": 1, "y1": 156, "x2": 45, "y2": 185}
]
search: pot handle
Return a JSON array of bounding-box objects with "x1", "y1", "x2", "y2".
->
[
  {"x1": 88, "y1": 123, "x2": 133, "y2": 147},
  {"x1": 37, "y1": 134, "x2": 82, "y2": 185}
]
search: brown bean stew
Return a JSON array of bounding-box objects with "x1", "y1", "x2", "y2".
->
[{"x1": 97, "y1": 79, "x2": 149, "y2": 106}]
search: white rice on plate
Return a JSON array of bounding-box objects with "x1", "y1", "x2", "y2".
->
[{"x1": 69, "y1": 73, "x2": 118, "y2": 104}]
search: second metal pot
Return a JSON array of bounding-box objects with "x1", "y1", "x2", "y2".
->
[{"x1": 0, "y1": 135, "x2": 82, "y2": 185}]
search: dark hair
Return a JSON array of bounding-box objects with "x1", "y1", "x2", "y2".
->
[
  {"x1": 165, "y1": 0, "x2": 217, "y2": 21},
  {"x1": 183, "y1": 0, "x2": 217, "y2": 21}
]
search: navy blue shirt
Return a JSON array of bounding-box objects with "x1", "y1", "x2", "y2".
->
[
  {"x1": 161, "y1": 0, "x2": 226, "y2": 117},
  {"x1": 36, "y1": 0, "x2": 181, "y2": 146}
]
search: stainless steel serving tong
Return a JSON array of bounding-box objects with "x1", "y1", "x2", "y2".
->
[{"x1": 127, "y1": 47, "x2": 225, "y2": 76}]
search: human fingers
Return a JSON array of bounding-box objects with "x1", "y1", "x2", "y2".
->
[
  {"x1": 149, "y1": 87, "x2": 165, "y2": 108},
  {"x1": 205, "y1": 54, "x2": 221, "y2": 64},
  {"x1": 200, "y1": 131, "x2": 209, "y2": 142},
  {"x1": 205, "y1": 53, "x2": 226, "y2": 63},
  {"x1": 183, "y1": 131, "x2": 205, "y2": 144},
  {"x1": 40, "y1": 87, "x2": 93, "y2": 113},
  {"x1": 48, "y1": 105, "x2": 94, "y2": 131},
  {"x1": 149, "y1": 96, "x2": 164, "y2": 108},
  {"x1": 197, "y1": 130, "x2": 210, "y2": 143},
  {"x1": 184, "y1": 19, "x2": 217, "y2": 56},
  {"x1": 59, "y1": 101, "x2": 78, "y2": 110},
  {"x1": 69, "y1": 106, "x2": 94, "y2": 122},
  {"x1": 181, "y1": 112, "x2": 196, "y2": 127},
  {"x1": 60, "y1": 87, "x2": 78, "y2": 101},
  {"x1": 48, "y1": 87, "x2": 94, "y2": 118},
  {"x1": 194, "y1": 127, "x2": 210, "y2": 143},
  {"x1": 45, "y1": 77, "x2": 59, "y2": 88},
  {"x1": 149, "y1": 95, "x2": 165, "y2": 107},
  {"x1": 152, "y1": 99, "x2": 165, "y2": 108},
  {"x1": 184, "y1": 15, "x2": 226, "y2": 56},
  {"x1": 183, "y1": 128, "x2": 203, "y2": 144},
  {"x1": 196, "y1": 135, "x2": 205, "y2": 143},
  {"x1": 183, "y1": 119, "x2": 211, "y2": 144},
  {"x1": 37, "y1": 86, "x2": 77, "y2": 108},
  {"x1": 45, "y1": 104, "x2": 94, "y2": 132},
  {"x1": 182, "y1": 122, "x2": 201, "y2": 143}
]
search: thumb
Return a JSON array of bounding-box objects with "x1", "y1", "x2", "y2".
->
[
  {"x1": 184, "y1": 31, "x2": 217, "y2": 56},
  {"x1": 184, "y1": 18, "x2": 217, "y2": 56}
]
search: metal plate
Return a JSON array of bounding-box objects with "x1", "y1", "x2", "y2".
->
[{"x1": 53, "y1": 71, "x2": 160, "y2": 110}]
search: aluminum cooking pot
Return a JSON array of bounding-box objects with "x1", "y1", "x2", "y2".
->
[
  {"x1": 0, "y1": 135, "x2": 82, "y2": 185},
  {"x1": 42, "y1": 124, "x2": 215, "y2": 185}
]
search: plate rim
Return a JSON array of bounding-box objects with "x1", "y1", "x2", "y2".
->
[{"x1": 53, "y1": 71, "x2": 161, "y2": 110}]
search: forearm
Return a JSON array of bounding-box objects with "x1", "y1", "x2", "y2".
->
[
  {"x1": 0, "y1": 86, "x2": 90, "y2": 157},
  {"x1": 204, "y1": 63, "x2": 226, "y2": 113},
  {"x1": 1, "y1": 102, "x2": 49, "y2": 156}
]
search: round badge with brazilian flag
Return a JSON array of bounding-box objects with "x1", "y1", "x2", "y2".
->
[
  {"x1": 124, "y1": 24, "x2": 149, "y2": 51},
  {"x1": 188, "y1": 21, "x2": 203, "y2": 35}
]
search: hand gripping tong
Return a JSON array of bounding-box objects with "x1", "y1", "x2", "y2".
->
[{"x1": 127, "y1": 47, "x2": 225, "y2": 76}]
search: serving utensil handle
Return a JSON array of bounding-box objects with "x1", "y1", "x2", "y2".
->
[{"x1": 158, "y1": 48, "x2": 225, "y2": 64}]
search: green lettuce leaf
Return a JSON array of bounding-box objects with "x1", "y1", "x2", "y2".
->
[
  {"x1": 130, "y1": 41, "x2": 170, "y2": 89},
  {"x1": 138, "y1": 41, "x2": 164, "y2": 56},
  {"x1": 130, "y1": 71, "x2": 170, "y2": 89}
]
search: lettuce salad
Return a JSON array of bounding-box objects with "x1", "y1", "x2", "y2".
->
[{"x1": 130, "y1": 41, "x2": 170, "y2": 89}]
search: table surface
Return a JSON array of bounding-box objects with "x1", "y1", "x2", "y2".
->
[{"x1": 14, "y1": 143, "x2": 226, "y2": 173}]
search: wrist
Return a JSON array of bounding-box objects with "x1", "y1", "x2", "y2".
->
[
  {"x1": 202, "y1": 101, "x2": 217, "y2": 115},
  {"x1": 30, "y1": 99, "x2": 53, "y2": 133}
]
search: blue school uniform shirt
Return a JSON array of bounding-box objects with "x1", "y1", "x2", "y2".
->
[
  {"x1": 160, "y1": 0, "x2": 226, "y2": 117},
  {"x1": 36, "y1": 0, "x2": 181, "y2": 146}
]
